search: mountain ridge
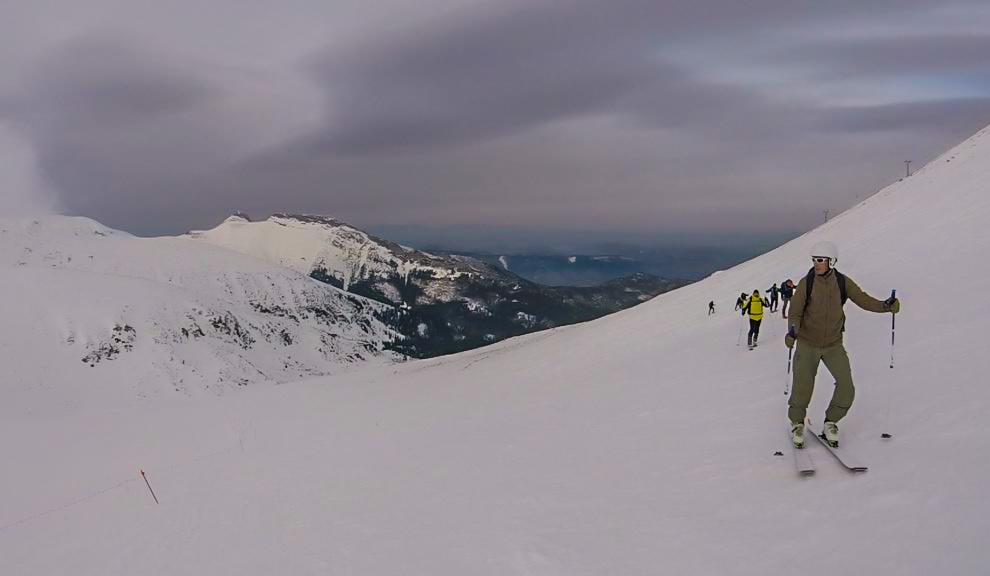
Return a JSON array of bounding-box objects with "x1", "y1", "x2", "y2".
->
[{"x1": 188, "y1": 212, "x2": 688, "y2": 356}]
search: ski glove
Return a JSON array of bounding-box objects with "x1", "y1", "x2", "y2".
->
[
  {"x1": 785, "y1": 334, "x2": 796, "y2": 349},
  {"x1": 883, "y1": 297, "x2": 900, "y2": 314}
]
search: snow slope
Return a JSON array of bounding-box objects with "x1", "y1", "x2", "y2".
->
[
  {"x1": 3, "y1": 124, "x2": 990, "y2": 574},
  {"x1": 0, "y1": 216, "x2": 398, "y2": 416}
]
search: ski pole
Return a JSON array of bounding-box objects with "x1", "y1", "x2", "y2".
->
[
  {"x1": 889, "y1": 289, "x2": 896, "y2": 369},
  {"x1": 736, "y1": 313, "x2": 745, "y2": 346},
  {"x1": 785, "y1": 325, "x2": 795, "y2": 396},
  {"x1": 882, "y1": 289, "x2": 896, "y2": 439}
]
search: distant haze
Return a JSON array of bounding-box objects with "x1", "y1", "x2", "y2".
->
[
  {"x1": 2, "y1": 1, "x2": 989, "y2": 249},
  {"x1": 366, "y1": 224, "x2": 796, "y2": 256},
  {"x1": 0, "y1": 123, "x2": 58, "y2": 218}
]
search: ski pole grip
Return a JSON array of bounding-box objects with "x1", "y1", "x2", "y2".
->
[{"x1": 885, "y1": 289, "x2": 897, "y2": 307}]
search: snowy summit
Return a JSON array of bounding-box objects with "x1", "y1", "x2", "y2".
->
[{"x1": 187, "y1": 213, "x2": 497, "y2": 293}]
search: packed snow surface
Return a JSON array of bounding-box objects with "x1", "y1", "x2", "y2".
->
[{"x1": 3, "y1": 125, "x2": 990, "y2": 574}]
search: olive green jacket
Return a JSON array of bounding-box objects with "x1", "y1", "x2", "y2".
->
[{"x1": 789, "y1": 269, "x2": 889, "y2": 348}]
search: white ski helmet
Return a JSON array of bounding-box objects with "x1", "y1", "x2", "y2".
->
[{"x1": 809, "y1": 241, "x2": 838, "y2": 265}]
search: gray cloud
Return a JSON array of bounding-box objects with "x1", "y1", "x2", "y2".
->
[
  {"x1": 822, "y1": 97, "x2": 990, "y2": 134},
  {"x1": 307, "y1": 2, "x2": 661, "y2": 153},
  {"x1": 790, "y1": 35, "x2": 990, "y2": 77},
  {"x1": 2, "y1": 1, "x2": 990, "y2": 242},
  {"x1": 22, "y1": 36, "x2": 214, "y2": 129},
  {"x1": 298, "y1": 0, "x2": 990, "y2": 155},
  {"x1": 2, "y1": 35, "x2": 229, "y2": 230}
]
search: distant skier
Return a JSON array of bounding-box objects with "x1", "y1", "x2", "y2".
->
[
  {"x1": 780, "y1": 279, "x2": 795, "y2": 318},
  {"x1": 708, "y1": 301, "x2": 715, "y2": 315},
  {"x1": 785, "y1": 241, "x2": 900, "y2": 449},
  {"x1": 741, "y1": 289, "x2": 770, "y2": 349},
  {"x1": 734, "y1": 292, "x2": 747, "y2": 311},
  {"x1": 766, "y1": 282, "x2": 780, "y2": 312}
]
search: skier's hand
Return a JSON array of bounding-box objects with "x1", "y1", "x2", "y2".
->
[
  {"x1": 785, "y1": 325, "x2": 796, "y2": 349},
  {"x1": 884, "y1": 297, "x2": 900, "y2": 314}
]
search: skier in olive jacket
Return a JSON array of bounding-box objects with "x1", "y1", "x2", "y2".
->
[{"x1": 785, "y1": 241, "x2": 900, "y2": 448}]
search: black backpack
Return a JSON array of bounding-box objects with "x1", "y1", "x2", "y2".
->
[{"x1": 805, "y1": 268, "x2": 847, "y2": 305}]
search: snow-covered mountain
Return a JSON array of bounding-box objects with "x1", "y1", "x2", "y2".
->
[
  {"x1": 0, "y1": 216, "x2": 398, "y2": 414},
  {"x1": 188, "y1": 213, "x2": 685, "y2": 357},
  {"x1": 187, "y1": 213, "x2": 514, "y2": 299},
  {"x1": 4, "y1": 123, "x2": 990, "y2": 574}
]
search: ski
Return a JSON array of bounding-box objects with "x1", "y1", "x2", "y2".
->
[
  {"x1": 807, "y1": 425, "x2": 868, "y2": 472},
  {"x1": 789, "y1": 429, "x2": 815, "y2": 476}
]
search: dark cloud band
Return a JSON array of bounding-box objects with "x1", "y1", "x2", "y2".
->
[{"x1": 2, "y1": 1, "x2": 989, "y2": 241}]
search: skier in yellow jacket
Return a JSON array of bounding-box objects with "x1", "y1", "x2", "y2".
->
[
  {"x1": 741, "y1": 289, "x2": 770, "y2": 350},
  {"x1": 785, "y1": 241, "x2": 900, "y2": 448}
]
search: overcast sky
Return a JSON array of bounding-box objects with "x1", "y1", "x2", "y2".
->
[{"x1": 2, "y1": 1, "x2": 989, "y2": 245}]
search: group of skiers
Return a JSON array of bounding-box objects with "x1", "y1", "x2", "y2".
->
[
  {"x1": 721, "y1": 285, "x2": 783, "y2": 351},
  {"x1": 729, "y1": 279, "x2": 797, "y2": 318},
  {"x1": 710, "y1": 241, "x2": 902, "y2": 451}
]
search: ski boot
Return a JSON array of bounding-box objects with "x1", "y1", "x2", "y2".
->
[
  {"x1": 791, "y1": 422, "x2": 805, "y2": 449},
  {"x1": 821, "y1": 421, "x2": 839, "y2": 448}
]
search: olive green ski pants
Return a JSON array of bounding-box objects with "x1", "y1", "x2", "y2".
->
[{"x1": 788, "y1": 341, "x2": 855, "y2": 425}]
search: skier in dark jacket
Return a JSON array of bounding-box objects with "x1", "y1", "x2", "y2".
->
[
  {"x1": 734, "y1": 292, "x2": 747, "y2": 311},
  {"x1": 780, "y1": 279, "x2": 795, "y2": 318},
  {"x1": 708, "y1": 301, "x2": 715, "y2": 315},
  {"x1": 766, "y1": 283, "x2": 780, "y2": 312}
]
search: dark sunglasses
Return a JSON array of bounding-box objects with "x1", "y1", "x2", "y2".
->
[{"x1": 812, "y1": 257, "x2": 830, "y2": 264}]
